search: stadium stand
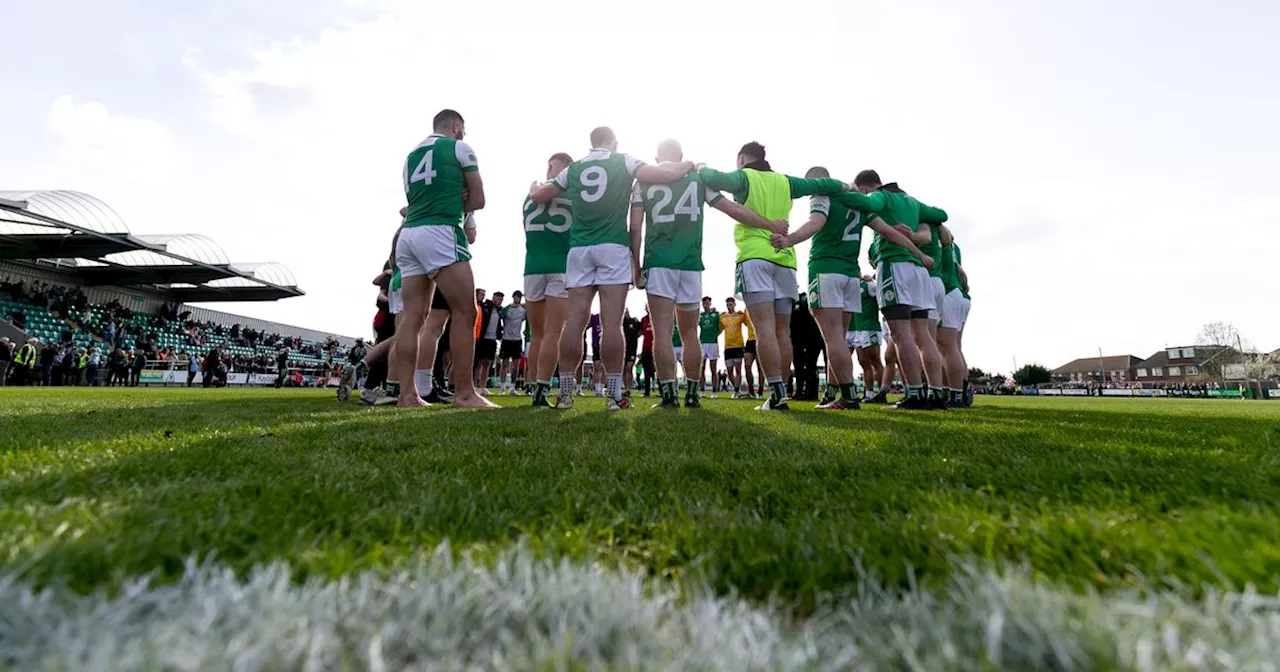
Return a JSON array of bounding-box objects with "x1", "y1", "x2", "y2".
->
[{"x1": 0, "y1": 190, "x2": 355, "y2": 383}]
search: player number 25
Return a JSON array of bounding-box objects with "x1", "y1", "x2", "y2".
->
[
  {"x1": 646, "y1": 182, "x2": 700, "y2": 223},
  {"x1": 525, "y1": 198, "x2": 573, "y2": 233}
]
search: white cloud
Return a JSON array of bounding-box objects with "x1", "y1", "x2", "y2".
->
[{"x1": 46, "y1": 96, "x2": 178, "y2": 187}]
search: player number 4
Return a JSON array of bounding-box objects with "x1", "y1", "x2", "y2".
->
[{"x1": 409, "y1": 150, "x2": 436, "y2": 187}]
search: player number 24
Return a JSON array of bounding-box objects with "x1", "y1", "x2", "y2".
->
[{"x1": 646, "y1": 182, "x2": 700, "y2": 223}]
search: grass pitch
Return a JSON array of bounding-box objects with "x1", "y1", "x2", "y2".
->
[{"x1": 3, "y1": 389, "x2": 1280, "y2": 669}]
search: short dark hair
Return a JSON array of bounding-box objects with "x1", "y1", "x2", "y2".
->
[
  {"x1": 512, "y1": 290, "x2": 523, "y2": 298},
  {"x1": 805, "y1": 166, "x2": 830, "y2": 179},
  {"x1": 549, "y1": 152, "x2": 573, "y2": 166},
  {"x1": 493, "y1": 291, "x2": 504, "y2": 297},
  {"x1": 726, "y1": 297, "x2": 736, "y2": 302},
  {"x1": 702, "y1": 296, "x2": 712, "y2": 302},
  {"x1": 590, "y1": 126, "x2": 615, "y2": 148},
  {"x1": 854, "y1": 170, "x2": 882, "y2": 188},
  {"x1": 433, "y1": 109, "x2": 464, "y2": 130},
  {"x1": 738, "y1": 141, "x2": 766, "y2": 162}
]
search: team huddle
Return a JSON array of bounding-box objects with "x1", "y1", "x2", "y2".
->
[{"x1": 351, "y1": 108, "x2": 971, "y2": 411}]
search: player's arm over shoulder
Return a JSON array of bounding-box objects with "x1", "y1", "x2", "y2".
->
[
  {"x1": 531, "y1": 166, "x2": 569, "y2": 204},
  {"x1": 634, "y1": 156, "x2": 694, "y2": 184}
]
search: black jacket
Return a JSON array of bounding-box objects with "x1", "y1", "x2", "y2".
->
[{"x1": 477, "y1": 300, "x2": 503, "y2": 341}]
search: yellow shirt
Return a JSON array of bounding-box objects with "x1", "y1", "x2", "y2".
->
[{"x1": 720, "y1": 311, "x2": 748, "y2": 348}]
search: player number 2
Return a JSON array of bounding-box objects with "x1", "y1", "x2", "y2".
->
[
  {"x1": 842, "y1": 213, "x2": 861, "y2": 242},
  {"x1": 581, "y1": 166, "x2": 607, "y2": 202}
]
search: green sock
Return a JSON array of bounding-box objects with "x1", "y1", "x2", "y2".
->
[
  {"x1": 840, "y1": 382, "x2": 857, "y2": 402},
  {"x1": 906, "y1": 385, "x2": 923, "y2": 400},
  {"x1": 384, "y1": 380, "x2": 400, "y2": 396},
  {"x1": 686, "y1": 380, "x2": 699, "y2": 398}
]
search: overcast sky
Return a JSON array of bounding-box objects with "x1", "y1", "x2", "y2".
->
[{"x1": 2, "y1": 0, "x2": 1276, "y2": 372}]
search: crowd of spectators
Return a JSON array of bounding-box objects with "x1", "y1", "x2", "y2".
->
[{"x1": 1, "y1": 278, "x2": 349, "y2": 387}]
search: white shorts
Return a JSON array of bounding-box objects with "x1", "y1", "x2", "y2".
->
[
  {"x1": 395, "y1": 225, "x2": 471, "y2": 279},
  {"x1": 940, "y1": 289, "x2": 971, "y2": 330},
  {"x1": 524, "y1": 273, "x2": 567, "y2": 302},
  {"x1": 852, "y1": 331, "x2": 884, "y2": 349},
  {"x1": 567, "y1": 243, "x2": 631, "y2": 289},
  {"x1": 876, "y1": 261, "x2": 935, "y2": 312},
  {"x1": 701, "y1": 343, "x2": 719, "y2": 361},
  {"x1": 644, "y1": 267, "x2": 702, "y2": 306},
  {"x1": 735, "y1": 259, "x2": 798, "y2": 303},
  {"x1": 927, "y1": 277, "x2": 947, "y2": 321},
  {"x1": 673, "y1": 346, "x2": 684, "y2": 360},
  {"x1": 388, "y1": 289, "x2": 404, "y2": 315},
  {"x1": 807, "y1": 273, "x2": 862, "y2": 312},
  {"x1": 845, "y1": 331, "x2": 857, "y2": 348}
]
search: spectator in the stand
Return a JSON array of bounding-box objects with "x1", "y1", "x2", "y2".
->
[
  {"x1": 86, "y1": 347, "x2": 101, "y2": 387},
  {"x1": 202, "y1": 348, "x2": 219, "y2": 388},
  {"x1": 39, "y1": 342, "x2": 58, "y2": 386},
  {"x1": 186, "y1": 351, "x2": 199, "y2": 387},
  {"x1": 65, "y1": 348, "x2": 81, "y2": 386},
  {"x1": 276, "y1": 347, "x2": 290, "y2": 388},
  {"x1": 130, "y1": 348, "x2": 147, "y2": 386},
  {"x1": 11, "y1": 308, "x2": 27, "y2": 330},
  {"x1": 0, "y1": 337, "x2": 12, "y2": 386},
  {"x1": 10, "y1": 338, "x2": 37, "y2": 386}
]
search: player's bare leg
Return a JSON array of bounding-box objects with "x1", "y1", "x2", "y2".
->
[
  {"x1": 417, "y1": 306, "x2": 450, "y2": 400},
  {"x1": 597, "y1": 284, "x2": 629, "y2": 408},
  {"x1": 677, "y1": 306, "x2": 701, "y2": 406},
  {"x1": 531, "y1": 295, "x2": 568, "y2": 406},
  {"x1": 858, "y1": 344, "x2": 884, "y2": 401},
  {"x1": 744, "y1": 300, "x2": 788, "y2": 410},
  {"x1": 394, "y1": 274, "x2": 435, "y2": 407},
  {"x1": 433, "y1": 262, "x2": 496, "y2": 409},
  {"x1": 647, "y1": 295, "x2": 679, "y2": 407},
  {"x1": 812, "y1": 307, "x2": 859, "y2": 409},
  {"x1": 938, "y1": 326, "x2": 964, "y2": 405},
  {"x1": 557, "y1": 288, "x2": 595, "y2": 407},
  {"x1": 913, "y1": 317, "x2": 945, "y2": 406}
]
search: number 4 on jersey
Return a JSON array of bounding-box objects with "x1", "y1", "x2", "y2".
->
[{"x1": 409, "y1": 150, "x2": 436, "y2": 187}]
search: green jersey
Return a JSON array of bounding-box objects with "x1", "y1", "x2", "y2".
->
[
  {"x1": 698, "y1": 310, "x2": 721, "y2": 344},
  {"x1": 807, "y1": 193, "x2": 869, "y2": 278},
  {"x1": 954, "y1": 243, "x2": 969, "y2": 299},
  {"x1": 672, "y1": 325, "x2": 683, "y2": 347},
  {"x1": 923, "y1": 223, "x2": 943, "y2": 278},
  {"x1": 940, "y1": 242, "x2": 961, "y2": 293},
  {"x1": 390, "y1": 266, "x2": 402, "y2": 292},
  {"x1": 401, "y1": 134, "x2": 478, "y2": 229},
  {"x1": 522, "y1": 194, "x2": 573, "y2": 275},
  {"x1": 551, "y1": 149, "x2": 646, "y2": 248},
  {"x1": 631, "y1": 170, "x2": 723, "y2": 271},
  {"x1": 860, "y1": 186, "x2": 948, "y2": 266},
  {"x1": 853, "y1": 280, "x2": 882, "y2": 331}
]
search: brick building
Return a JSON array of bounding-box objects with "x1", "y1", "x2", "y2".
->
[
  {"x1": 1133, "y1": 345, "x2": 1236, "y2": 384},
  {"x1": 1051, "y1": 355, "x2": 1141, "y2": 383}
]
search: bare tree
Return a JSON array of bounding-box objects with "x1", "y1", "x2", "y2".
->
[{"x1": 1196, "y1": 321, "x2": 1240, "y2": 347}]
